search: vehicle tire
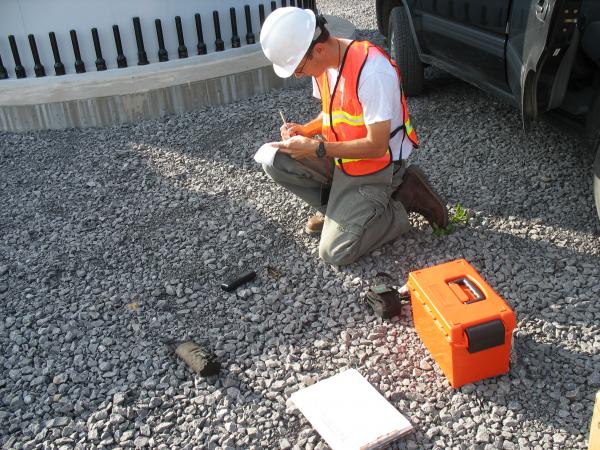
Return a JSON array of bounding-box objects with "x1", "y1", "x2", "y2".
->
[
  {"x1": 388, "y1": 5, "x2": 424, "y2": 97},
  {"x1": 594, "y1": 145, "x2": 600, "y2": 222},
  {"x1": 586, "y1": 85, "x2": 600, "y2": 221}
]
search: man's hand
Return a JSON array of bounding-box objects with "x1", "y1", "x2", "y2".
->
[
  {"x1": 280, "y1": 122, "x2": 305, "y2": 140},
  {"x1": 273, "y1": 136, "x2": 319, "y2": 160}
]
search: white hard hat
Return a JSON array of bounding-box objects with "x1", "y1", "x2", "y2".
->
[{"x1": 260, "y1": 7, "x2": 316, "y2": 78}]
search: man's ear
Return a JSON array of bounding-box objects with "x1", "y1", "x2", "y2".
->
[{"x1": 312, "y1": 42, "x2": 326, "y2": 56}]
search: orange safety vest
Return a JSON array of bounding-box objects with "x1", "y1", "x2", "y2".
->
[{"x1": 315, "y1": 40, "x2": 419, "y2": 176}]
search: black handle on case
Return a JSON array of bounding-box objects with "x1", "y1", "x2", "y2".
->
[
  {"x1": 449, "y1": 277, "x2": 485, "y2": 304},
  {"x1": 465, "y1": 319, "x2": 505, "y2": 353}
]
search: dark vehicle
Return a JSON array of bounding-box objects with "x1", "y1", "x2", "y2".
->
[{"x1": 376, "y1": 0, "x2": 600, "y2": 220}]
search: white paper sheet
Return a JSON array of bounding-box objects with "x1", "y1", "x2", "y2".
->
[
  {"x1": 254, "y1": 143, "x2": 279, "y2": 166},
  {"x1": 289, "y1": 369, "x2": 413, "y2": 450}
]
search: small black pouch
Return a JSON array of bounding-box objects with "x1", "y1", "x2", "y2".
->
[{"x1": 366, "y1": 284, "x2": 403, "y2": 319}]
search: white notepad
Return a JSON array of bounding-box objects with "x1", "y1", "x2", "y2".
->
[
  {"x1": 254, "y1": 143, "x2": 279, "y2": 166},
  {"x1": 289, "y1": 369, "x2": 413, "y2": 450}
]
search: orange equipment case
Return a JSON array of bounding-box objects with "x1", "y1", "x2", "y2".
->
[{"x1": 407, "y1": 259, "x2": 516, "y2": 388}]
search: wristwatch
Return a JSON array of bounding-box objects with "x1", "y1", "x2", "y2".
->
[{"x1": 315, "y1": 141, "x2": 326, "y2": 159}]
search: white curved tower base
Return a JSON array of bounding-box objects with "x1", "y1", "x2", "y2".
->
[{"x1": 0, "y1": 15, "x2": 355, "y2": 132}]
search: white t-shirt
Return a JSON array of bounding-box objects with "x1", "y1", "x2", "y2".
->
[{"x1": 312, "y1": 47, "x2": 414, "y2": 161}]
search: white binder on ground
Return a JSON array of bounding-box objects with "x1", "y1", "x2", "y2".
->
[{"x1": 289, "y1": 368, "x2": 413, "y2": 450}]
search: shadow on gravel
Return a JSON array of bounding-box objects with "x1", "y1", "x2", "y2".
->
[
  {"x1": 505, "y1": 332, "x2": 597, "y2": 433},
  {"x1": 411, "y1": 68, "x2": 600, "y2": 237},
  {"x1": 353, "y1": 28, "x2": 387, "y2": 47}
]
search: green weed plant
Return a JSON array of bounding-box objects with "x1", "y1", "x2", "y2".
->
[{"x1": 432, "y1": 203, "x2": 469, "y2": 237}]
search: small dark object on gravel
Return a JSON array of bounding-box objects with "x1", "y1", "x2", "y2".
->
[
  {"x1": 221, "y1": 270, "x2": 256, "y2": 292},
  {"x1": 175, "y1": 341, "x2": 220, "y2": 376},
  {"x1": 366, "y1": 284, "x2": 405, "y2": 319}
]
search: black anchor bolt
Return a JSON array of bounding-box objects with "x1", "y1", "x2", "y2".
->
[
  {"x1": 282, "y1": 0, "x2": 287, "y2": 6},
  {"x1": 259, "y1": 4, "x2": 266, "y2": 26},
  {"x1": 28, "y1": 34, "x2": 46, "y2": 77},
  {"x1": 48, "y1": 32, "x2": 66, "y2": 75},
  {"x1": 194, "y1": 13, "x2": 207, "y2": 55},
  {"x1": 271, "y1": 1, "x2": 277, "y2": 12},
  {"x1": 0, "y1": 52, "x2": 8, "y2": 79},
  {"x1": 230, "y1": 8, "x2": 241, "y2": 48},
  {"x1": 213, "y1": 11, "x2": 225, "y2": 51},
  {"x1": 112, "y1": 25, "x2": 128, "y2": 68},
  {"x1": 289, "y1": 0, "x2": 295, "y2": 6},
  {"x1": 8, "y1": 35, "x2": 27, "y2": 78},
  {"x1": 91, "y1": 28, "x2": 107, "y2": 71},
  {"x1": 70, "y1": 30, "x2": 86, "y2": 73},
  {"x1": 464, "y1": 2, "x2": 471, "y2": 23},
  {"x1": 244, "y1": 5, "x2": 255, "y2": 45},
  {"x1": 132, "y1": 17, "x2": 149, "y2": 65},
  {"x1": 155, "y1": 19, "x2": 169, "y2": 62},
  {"x1": 175, "y1": 16, "x2": 188, "y2": 58},
  {"x1": 481, "y1": 5, "x2": 488, "y2": 26}
]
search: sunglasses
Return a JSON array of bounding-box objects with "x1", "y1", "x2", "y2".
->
[{"x1": 294, "y1": 40, "x2": 318, "y2": 75}]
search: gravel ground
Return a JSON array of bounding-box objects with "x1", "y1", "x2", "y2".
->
[{"x1": 1, "y1": 2, "x2": 600, "y2": 449}]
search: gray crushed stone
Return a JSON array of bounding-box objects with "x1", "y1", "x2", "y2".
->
[{"x1": 1, "y1": 1, "x2": 599, "y2": 449}]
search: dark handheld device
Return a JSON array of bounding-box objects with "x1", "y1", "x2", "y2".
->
[
  {"x1": 221, "y1": 270, "x2": 256, "y2": 292},
  {"x1": 366, "y1": 284, "x2": 404, "y2": 319},
  {"x1": 320, "y1": 183, "x2": 331, "y2": 205}
]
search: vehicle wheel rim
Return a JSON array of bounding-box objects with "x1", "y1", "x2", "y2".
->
[{"x1": 389, "y1": 29, "x2": 396, "y2": 62}]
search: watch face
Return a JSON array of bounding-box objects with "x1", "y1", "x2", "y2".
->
[{"x1": 316, "y1": 142, "x2": 326, "y2": 158}]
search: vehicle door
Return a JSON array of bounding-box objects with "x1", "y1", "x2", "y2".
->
[
  {"x1": 414, "y1": 0, "x2": 511, "y2": 90},
  {"x1": 506, "y1": 0, "x2": 582, "y2": 127}
]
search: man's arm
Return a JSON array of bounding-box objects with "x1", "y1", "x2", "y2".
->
[
  {"x1": 281, "y1": 112, "x2": 323, "y2": 140},
  {"x1": 300, "y1": 112, "x2": 324, "y2": 137},
  {"x1": 275, "y1": 120, "x2": 391, "y2": 160}
]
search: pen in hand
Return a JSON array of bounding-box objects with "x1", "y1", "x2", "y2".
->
[{"x1": 279, "y1": 110, "x2": 289, "y2": 130}]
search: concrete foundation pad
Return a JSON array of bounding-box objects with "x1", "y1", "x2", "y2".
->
[{"x1": 0, "y1": 15, "x2": 355, "y2": 132}]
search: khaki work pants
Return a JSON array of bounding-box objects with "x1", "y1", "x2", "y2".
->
[{"x1": 263, "y1": 154, "x2": 411, "y2": 265}]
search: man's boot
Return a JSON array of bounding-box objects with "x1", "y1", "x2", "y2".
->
[
  {"x1": 304, "y1": 212, "x2": 325, "y2": 235},
  {"x1": 393, "y1": 165, "x2": 449, "y2": 228}
]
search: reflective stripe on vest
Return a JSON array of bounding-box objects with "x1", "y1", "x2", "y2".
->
[
  {"x1": 316, "y1": 40, "x2": 418, "y2": 176},
  {"x1": 401, "y1": 90, "x2": 418, "y2": 146},
  {"x1": 322, "y1": 111, "x2": 365, "y2": 127}
]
